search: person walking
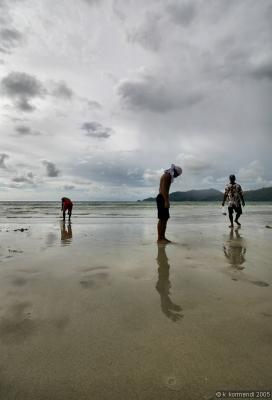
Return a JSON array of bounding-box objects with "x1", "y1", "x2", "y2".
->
[{"x1": 222, "y1": 175, "x2": 245, "y2": 228}]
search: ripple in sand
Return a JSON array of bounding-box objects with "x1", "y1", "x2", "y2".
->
[{"x1": 250, "y1": 280, "x2": 270, "y2": 287}]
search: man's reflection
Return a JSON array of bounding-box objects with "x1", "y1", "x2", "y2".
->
[
  {"x1": 223, "y1": 228, "x2": 246, "y2": 270},
  {"x1": 156, "y1": 245, "x2": 183, "y2": 322},
  {"x1": 60, "y1": 221, "x2": 72, "y2": 245},
  {"x1": 223, "y1": 230, "x2": 270, "y2": 287}
]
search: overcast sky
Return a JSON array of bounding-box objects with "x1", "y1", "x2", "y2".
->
[{"x1": 0, "y1": 0, "x2": 271, "y2": 200}]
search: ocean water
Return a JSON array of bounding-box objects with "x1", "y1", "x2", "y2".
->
[{"x1": 0, "y1": 201, "x2": 271, "y2": 224}]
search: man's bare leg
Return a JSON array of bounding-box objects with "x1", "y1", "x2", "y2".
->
[
  {"x1": 234, "y1": 211, "x2": 241, "y2": 226},
  {"x1": 63, "y1": 210, "x2": 66, "y2": 220},
  {"x1": 228, "y1": 209, "x2": 234, "y2": 228},
  {"x1": 162, "y1": 220, "x2": 171, "y2": 242},
  {"x1": 68, "y1": 205, "x2": 73, "y2": 221},
  {"x1": 157, "y1": 220, "x2": 163, "y2": 242},
  {"x1": 157, "y1": 219, "x2": 171, "y2": 243}
]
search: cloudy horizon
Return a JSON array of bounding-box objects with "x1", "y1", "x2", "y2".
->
[{"x1": 0, "y1": 0, "x2": 271, "y2": 200}]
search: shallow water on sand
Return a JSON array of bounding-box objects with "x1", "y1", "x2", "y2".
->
[{"x1": 0, "y1": 203, "x2": 271, "y2": 399}]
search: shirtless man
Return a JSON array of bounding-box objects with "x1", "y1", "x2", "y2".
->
[
  {"x1": 61, "y1": 197, "x2": 73, "y2": 221},
  {"x1": 222, "y1": 174, "x2": 245, "y2": 228},
  {"x1": 156, "y1": 164, "x2": 182, "y2": 243}
]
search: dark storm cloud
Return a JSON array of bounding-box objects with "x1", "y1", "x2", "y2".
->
[
  {"x1": 74, "y1": 157, "x2": 145, "y2": 186},
  {"x1": 166, "y1": 1, "x2": 196, "y2": 26},
  {"x1": 118, "y1": 76, "x2": 203, "y2": 113},
  {"x1": 251, "y1": 61, "x2": 272, "y2": 81},
  {"x1": 0, "y1": 0, "x2": 26, "y2": 55},
  {"x1": 0, "y1": 153, "x2": 9, "y2": 169},
  {"x1": 87, "y1": 100, "x2": 102, "y2": 109},
  {"x1": 1, "y1": 71, "x2": 45, "y2": 97},
  {"x1": 63, "y1": 185, "x2": 75, "y2": 190},
  {"x1": 1, "y1": 71, "x2": 46, "y2": 112},
  {"x1": 201, "y1": 48, "x2": 246, "y2": 82},
  {"x1": 15, "y1": 125, "x2": 41, "y2": 136},
  {"x1": 12, "y1": 172, "x2": 34, "y2": 184},
  {"x1": 180, "y1": 155, "x2": 215, "y2": 173},
  {"x1": 112, "y1": 0, "x2": 126, "y2": 21},
  {"x1": 0, "y1": 28, "x2": 23, "y2": 53},
  {"x1": 42, "y1": 160, "x2": 60, "y2": 177},
  {"x1": 204, "y1": 40, "x2": 272, "y2": 85},
  {"x1": 0, "y1": 1, "x2": 14, "y2": 26},
  {"x1": 51, "y1": 81, "x2": 73, "y2": 99},
  {"x1": 127, "y1": 12, "x2": 162, "y2": 51},
  {"x1": 81, "y1": 122, "x2": 113, "y2": 138},
  {"x1": 15, "y1": 98, "x2": 36, "y2": 112},
  {"x1": 82, "y1": 0, "x2": 104, "y2": 5}
]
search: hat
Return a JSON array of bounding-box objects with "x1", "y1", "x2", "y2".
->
[{"x1": 164, "y1": 164, "x2": 183, "y2": 182}]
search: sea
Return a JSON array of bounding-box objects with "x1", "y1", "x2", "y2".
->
[{"x1": 0, "y1": 201, "x2": 271, "y2": 226}]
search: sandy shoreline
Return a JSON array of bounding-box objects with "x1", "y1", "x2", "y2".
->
[{"x1": 0, "y1": 207, "x2": 271, "y2": 399}]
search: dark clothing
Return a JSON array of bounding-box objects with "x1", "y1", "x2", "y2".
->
[
  {"x1": 62, "y1": 198, "x2": 73, "y2": 217},
  {"x1": 228, "y1": 205, "x2": 242, "y2": 218},
  {"x1": 156, "y1": 194, "x2": 170, "y2": 220},
  {"x1": 62, "y1": 198, "x2": 73, "y2": 211},
  {"x1": 63, "y1": 201, "x2": 73, "y2": 213}
]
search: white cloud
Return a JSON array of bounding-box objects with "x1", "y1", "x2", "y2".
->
[
  {"x1": 143, "y1": 168, "x2": 163, "y2": 184},
  {"x1": 177, "y1": 153, "x2": 214, "y2": 173},
  {"x1": 238, "y1": 160, "x2": 264, "y2": 181}
]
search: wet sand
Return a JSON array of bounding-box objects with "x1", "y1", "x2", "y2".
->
[{"x1": 0, "y1": 208, "x2": 271, "y2": 400}]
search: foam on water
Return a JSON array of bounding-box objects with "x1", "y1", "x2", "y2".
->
[{"x1": 0, "y1": 201, "x2": 271, "y2": 225}]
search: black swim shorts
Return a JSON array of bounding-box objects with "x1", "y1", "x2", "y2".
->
[
  {"x1": 228, "y1": 205, "x2": 242, "y2": 217},
  {"x1": 156, "y1": 194, "x2": 170, "y2": 220}
]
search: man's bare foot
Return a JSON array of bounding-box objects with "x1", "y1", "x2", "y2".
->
[
  {"x1": 157, "y1": 239, "x2": 171, "y2": 244},
  {"x1": 229, "y1": 224, "x2": 234, "y2": 228},
  {"x1": 164, "y1": 238, "x2": 172, "y2": 243},
  {"x1": 235, "y1": 220, "x2": 241, "y2": 226}
]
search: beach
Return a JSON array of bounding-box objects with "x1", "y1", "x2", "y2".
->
[{"x1": 0, "y1": 202, "x2": 271, "y2": 400}]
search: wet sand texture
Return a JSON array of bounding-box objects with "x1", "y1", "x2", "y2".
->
[{"x1": 0, "y1": 203, "x2": 271, "y2": 399}]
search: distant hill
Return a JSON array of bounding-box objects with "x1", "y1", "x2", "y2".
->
[
  {"x1": 244, "y1": 187, "x2": 272, "y2": 201},
  {"x1": 142, "y1": 187, "x2": 272, "y2": 202},
  {"x1": 169, "y1": 188, "x2": 223, "y2": 201}
]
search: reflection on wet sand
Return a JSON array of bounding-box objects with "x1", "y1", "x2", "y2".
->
[
  {"x1": 223, "y1": 229, "x2": 270, "y2": 287},
  {"x1": 0, "y1": 301, "x2": 70, "y2": 345},
  {"x1": 223, "y1": 228, "x2": 246, "y2": 270},
  {"x1": 46, "y1": 232, "x2": 57, "y2": 247},
  {"x1": 156, "y1": 245, "x2": 183, "y2": 322},
  {"x1": 60, "y1": 221, "x2": 72, "y2": 245}
]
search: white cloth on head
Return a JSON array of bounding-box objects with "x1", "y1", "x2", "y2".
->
[{"x1": 164, "y1": 164, "x2": 182, "y2": 183}]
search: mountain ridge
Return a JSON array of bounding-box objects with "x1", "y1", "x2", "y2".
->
[{"x1": 142, "y1": 187, "x2": 272, "y2": 202}]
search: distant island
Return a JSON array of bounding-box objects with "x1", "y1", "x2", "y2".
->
[{"x1": 142, "y1": 187, "x2": 272, "y2": 202}]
